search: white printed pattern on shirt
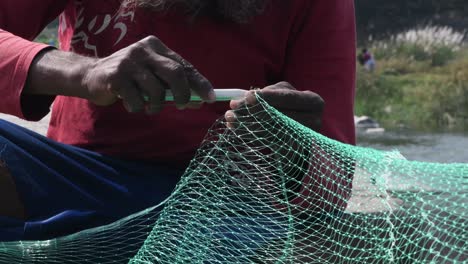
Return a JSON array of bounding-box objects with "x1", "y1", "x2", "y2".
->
[{"x1": 64, "y1": 0, "x2": 134, "y2": 56}]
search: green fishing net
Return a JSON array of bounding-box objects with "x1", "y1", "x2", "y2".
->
[{"x1": 0, "y1": 96, "x2": 466, "y2": 263}]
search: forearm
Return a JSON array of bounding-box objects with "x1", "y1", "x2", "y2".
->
[
  {"x1": 24, "y1": 49, "x2": 97, "y2": 100},
  {"x1": 24, "y1": 35, "x2": 216, "y2": 114}
]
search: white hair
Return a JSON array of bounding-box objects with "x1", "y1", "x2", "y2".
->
[{"x1": 123, "y1": 0, "x2": 269, "y2": 23}]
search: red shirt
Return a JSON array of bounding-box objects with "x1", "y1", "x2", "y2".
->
[{"x1": 0, "y1": 0, "x2": 356, "y2": 168}]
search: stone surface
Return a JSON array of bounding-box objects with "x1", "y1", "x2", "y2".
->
[{"x1": 0, "y1": 113, "x2": 50, "y2": 136}]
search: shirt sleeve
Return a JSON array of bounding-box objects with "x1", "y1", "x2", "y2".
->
[
  {"x1": 283, "y1": 0, "x2": 357, "y2": 145},
  {"x1": 0, "y1": 1, "x2": 69, "y2": 120}
]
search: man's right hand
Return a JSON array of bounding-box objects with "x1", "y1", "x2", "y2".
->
[
  {"x1": 83, "y1": 36, "x2": 215, "y2": 113},
  {"x1": 25, "y1": 36, "x2": 215, "y2": 114}
]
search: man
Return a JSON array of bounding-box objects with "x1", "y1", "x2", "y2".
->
[
  {"x1": 0, "y1": 0, "x2": 356, "y2": 241},
  {"x1": 358, "y1": 48, "x2": 376, "y2": 71}
]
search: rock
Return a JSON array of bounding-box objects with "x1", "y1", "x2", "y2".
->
[{"x1": 0, "y1": 113, "x2": 50, "y2": 136}]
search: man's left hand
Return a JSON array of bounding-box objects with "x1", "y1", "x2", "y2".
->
[{"x1": 225, "y1": 82, "x2": 324, "y2": 131}]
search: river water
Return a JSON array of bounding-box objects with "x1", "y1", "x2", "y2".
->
[
  {"x1": 2, "y1": 111, "x2": 468, "y2": 164},
  {"x1": 357, "y1": 130, "x2": 468, "y2": 163}
]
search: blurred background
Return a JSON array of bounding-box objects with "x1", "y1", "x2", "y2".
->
[
  {"x1": 32, "y1": 1, "x2": 468, "y2": 163},
  {"x1": 353, "y1": 0, "x2": 468, "y2": 163}
]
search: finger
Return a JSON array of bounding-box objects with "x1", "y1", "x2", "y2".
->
[
  {"x1": 145, "y1": 55, "x2": 190, "y2": 109},
  {"x1": 279, "y1": 110, "x2": 323, "y2": 131},
  {"x1": 225, "y1": 109, "x2": 264, "y2": 139},
  {"x1": 225, "y1": 109, "x2": 261, "y2": 128},
  {"x1": 232, "y1": 99, "x2": 266, "y2": 117},
  {"x1": 184, "y1": 63, "x2": 216, "y2": 103},
  {"x1": 234, "y1": 98, "x2": 322, "y2": 131},
  {"x1": 228, "y1": 102, "x2": 270, "y2": 131},
  {"x1": 235, "y1": 98, "x2": 322, "y2": 130},
  {"x1": 118, "y1": 82, "x2": 146, "y2": 113},
  {"x1": 230, "y1": 82, "x2": 297, "y2": 108},
  {"x1": 225, "y1": 110, "x2": 237, "y2": 129},
  {"x1": 142, "y1": 36, "x2": 215, "y2": 103},
  {"x1": 243, "y1": 82, "x2": 296, "y2": 106},
  {"x1": 145, "y1": 87, "x2": 166, "y2": 114},
  {"x1": 263, "y1": 81, "x2": 297, "y2": 91},
  {"x1": 229, "y1": 90, "x2": 267, "y2": 110},
  {"x1": 257, "y1": 89, "x2": 324, "y2": 112},
  {"x1": 133, "y1": 69, "x2": 167, "y2": 114},
  {"x1": 230, "y1": 98, "x2": 244, "y2": 110}
]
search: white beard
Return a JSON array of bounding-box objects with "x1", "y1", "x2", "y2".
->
[{"x1": 124, "y1": 0, "x2": 268, "y2": 23}]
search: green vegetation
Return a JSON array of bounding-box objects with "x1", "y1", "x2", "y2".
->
[
  {"x1": 356, "y1": 27, "x2": 468, "y2": 131},
  {"x1": 35, "y1": 21, "x2": 59, "y2": 46},
  {"x1": 35, "y1": 22, "x2": 467, "y2": 131}
]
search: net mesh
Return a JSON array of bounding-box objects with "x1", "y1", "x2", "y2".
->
[{"x1": 0, "y1": 96, "x2": 466, "y2": 263}]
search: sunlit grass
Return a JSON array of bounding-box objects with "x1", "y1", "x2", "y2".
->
[
  {"x1": 371, "y1": 26, "x2": 466, "y2": 67},
  {"x1": 356, "y1": 26, "x2": 468, "y2": 130}
]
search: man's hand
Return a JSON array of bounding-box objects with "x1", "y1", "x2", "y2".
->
[
  {"x1": 223, "y1": 82, "x2": 325, "y2": 212},
  {"x1": 24, "y1": 36, "x2": 215, "y2": 114},
  {"x1": 83, "y1": 36, "x2": 215, "y2": 113},
  {"x1": 225, "y1": 82, "x2": 324, "y2": 131}
]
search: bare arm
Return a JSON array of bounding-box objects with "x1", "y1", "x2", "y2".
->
[
  {"x1": 24, "y1": 48, "x2": 94, "y2": 101},
  {"x1": 24, "y1": 36, "x2": 216, "y2": 114},
  {"x1": 0, "y1": 0, "x2": 68, "y2": 120}
]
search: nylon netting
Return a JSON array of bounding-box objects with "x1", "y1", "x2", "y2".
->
[{"x1": 0, "y1": 96, "x2": 466, "y2": 263}]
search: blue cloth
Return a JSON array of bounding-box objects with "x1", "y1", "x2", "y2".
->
[{"x1": 0, "y1": 119, "x2": 183, "y2": 241}]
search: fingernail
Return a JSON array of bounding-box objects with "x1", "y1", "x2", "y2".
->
[
  {"x1": 207, "y1": 90, "x2": 216, "y2": 103},
  {"x1": 230, "y1": 99, "x2": 242, "y2": 109},
  {"x1": 123, "y1": 101, "x2": 130, "y2": 110},
  {"x1": 246, "y1": 91, "x2": 257, "y2": 105},
  {"x1": 123, "y1": 101, "x2": 137, "y2": 113},
  {"x1": 225, "y1": 110, "x2": 236, "y2": 122}
]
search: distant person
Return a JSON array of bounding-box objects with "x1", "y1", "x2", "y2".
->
[
  {"x1": 48, "y1": 39, "x2": 56, "y2": 47},
  {"x1": 358, "y1": 48, "x2": 376, "y2": 71}
]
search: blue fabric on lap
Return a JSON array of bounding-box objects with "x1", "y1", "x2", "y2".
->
[{"x1": 0, "y1": 119, "x2": 183, "y2": 241}]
